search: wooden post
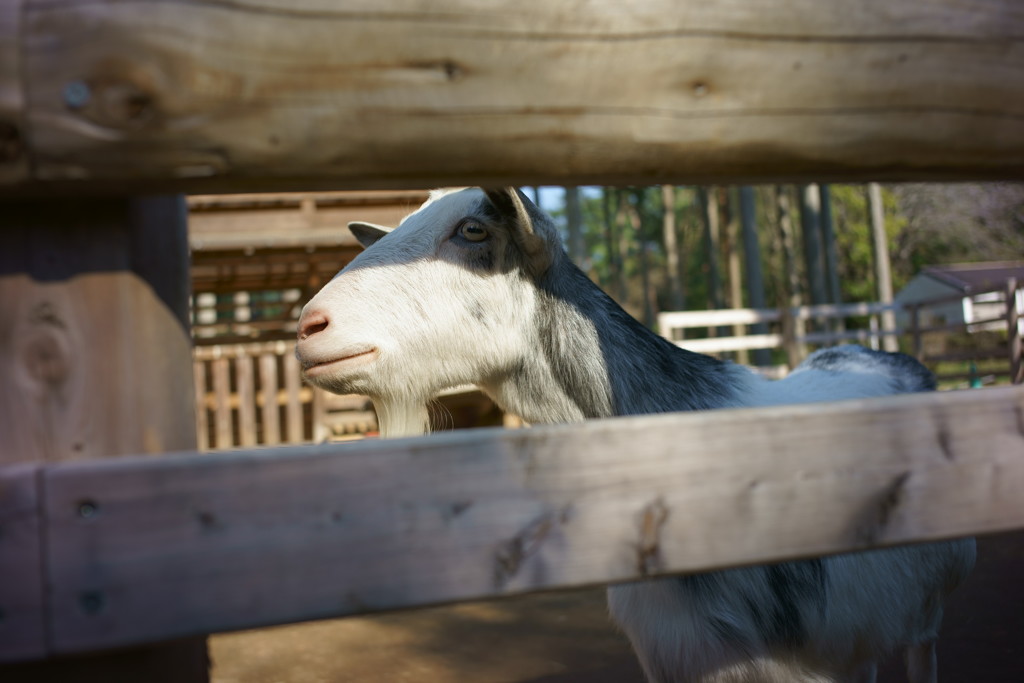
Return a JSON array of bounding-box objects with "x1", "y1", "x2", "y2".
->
[
  {"x1": 0, "y1": 197, "x2": 208, "y2": 680},
  {"x1": 1008, "y1": 277, "x2": 1022, "y2": 385},
  {"x1": 259, "y1": 352, "x2": 281, "y2": 445},
  {"x1": 211, "y1": 354, "x2": 232, "y2": 449},
  {"x1": 910, "y1": 304, "x2": 924, "y2": 360},
  {"x1": 867, "y1": 183, "x2": 899, "y2": 352},
  {"x1": 235, "y1": 349, "x2": 256, "y2": 447},
  {"x1": 869, "y1": 314, "x2": 881, "y2": 351},
  {"x1": 193, "y1": 362, "x2": 210, "y2": 451},
  {"x1": 311, "y1": 387, "x2": 328, "y2": 443},
  {"x1": 284, "y1": 349, "x2": 304, "y2": 442},
  {"x1": 781, "y1": 305, "x2": 803, "y2": 369}
]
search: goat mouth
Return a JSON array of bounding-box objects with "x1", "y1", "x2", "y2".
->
[{"x1": 302, "y1": 348, "x2": 378, "y2": 376}]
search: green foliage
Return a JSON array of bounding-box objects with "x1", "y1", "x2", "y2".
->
[
  {"x1": 828, "y1": 185, "x2": 907, "y2": 302},
  {"x1": 534, "y1": 183, "x2": 1023, "y2": 323}
]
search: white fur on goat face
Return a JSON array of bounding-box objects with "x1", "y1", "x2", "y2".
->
[{"x1": 297, "y1": 188, "x2": 548, "y2": 412}]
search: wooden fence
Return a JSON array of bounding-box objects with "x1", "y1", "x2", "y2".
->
[
  {"x1": 193, "y1": 342, "x2": 335, "y2": 450},
  {"x1": 659, "y1": 280, "x2": 1024, "y2": 384},
  {"x1": 906, "y1": 279, "x2": 1024, "y2": 385},
  {"x1": 3, "y1": 0, "x2": 1024, "y2": 680},
  {"x1": 659, "y1": 301, "x2": 897, "y2": 366},
  {"x1": 4, "y1": 386, "x2": 1024, "y2": 660}
]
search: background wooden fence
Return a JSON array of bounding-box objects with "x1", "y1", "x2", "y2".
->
[
  {"x1": 659, "y1": 279, "x2": 1024, "y2": 385},
  {"x1": 193, "y1": 342, "x2": 377, "y2": 450}
]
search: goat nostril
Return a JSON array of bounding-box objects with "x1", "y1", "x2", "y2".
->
[{"x1": 298, "y1": 313, "x2": 329, "y2": 340}]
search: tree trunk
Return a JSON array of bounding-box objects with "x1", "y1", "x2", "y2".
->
[
  {"x1": 799, "y1": 184, "x2": 828, "y2": 337},
  {"x1": 661, "y1": 185, "x2": 685, "y2": 311},
  {"x1": 777, "y1": 186, "x2": 807, "y2": 366},
  {"x1": 819, "y1": 184, "x2": 844, "y2": 336},
  {"x1": 722, "y1": 188, "x2": 747, "y2": 362},
  {"x1": 565, "y1": 186, "x2": 584, "y2": 266},
  {"x1": 740, "y1": 187, "x2": 772, "y2": 367},
  {"x1": 601, "y1": 189, "x2": 623, "y2": 301},
  {"x1": 698, "y1": 187, "x2": 724, "y2": 318},
  {"x1": 819, "y1": 185, "x2": 841, "y2": 306},
  {"x1": 867, "y1": 183, "x2": 899, "y2": 352},
  {"x1": 625, "y1": 192, "x2": 655, "y2": 328}
]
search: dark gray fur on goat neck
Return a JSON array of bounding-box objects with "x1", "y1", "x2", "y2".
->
[
  {"x1": 476, "y1": 190, "x2": 741, "y2": 424},
  {"x1": 535, "y1": 260, "x2": 739, "y2": 416}
]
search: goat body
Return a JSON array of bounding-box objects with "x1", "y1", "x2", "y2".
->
[{"x1": 296, "y1": 187, "x2": 975, "y2": 683}]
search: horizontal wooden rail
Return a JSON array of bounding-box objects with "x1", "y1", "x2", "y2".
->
[
  {"x1": 674, "y1": 327, "x2": 903, "y2": 354},
  {"x1": 658, "y1": 301, "x2": 897, "y2": 331},
  {"x1": 3, "y1": 0, "x2": 1024, "y2": 194},
  {"x1": 1, "y1": 386, "x2": 1022, "y2": 661},
  {"x1": 659, "y1": 302, "x2": 900, "y2": 356},
  {"x1": 677, "y1": 333, "x2": 786, "y2": 353}
]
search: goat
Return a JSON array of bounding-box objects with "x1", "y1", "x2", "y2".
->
[{"x1": 296, "y1": 187, "x2": 975, "y2": 683}]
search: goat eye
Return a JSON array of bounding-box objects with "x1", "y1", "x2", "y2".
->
[{"x1": 459, "y1": 220, "x2": 488, "y2": 242}]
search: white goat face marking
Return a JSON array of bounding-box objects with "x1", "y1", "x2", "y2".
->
[{"x1": 297, "y1": 188, "x2": 538, "y2": 403}]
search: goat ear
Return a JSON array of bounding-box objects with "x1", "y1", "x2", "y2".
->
[
  {"x1": 482, "y1": 188, "x2": 551, "y2": 275},
  {"x1": 348, "y1": 221, "x2": 391, "y2": 249}
]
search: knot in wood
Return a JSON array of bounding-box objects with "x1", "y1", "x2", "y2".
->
[
  {"x1": 21, "y1": 303, "x2": 72, "y2": 387},
  {"x1": 24, "y1": 331, "x2": 71, "y2": 387},
  {"x1": 636, "y1": 497, "x2": 670, "y2": 576},
  {"x1": 493, "y1": 509, "x2": 569, "y2": 589},
  {"x1": 75, "y1": 78, "x2": 159, "y2": 130}
]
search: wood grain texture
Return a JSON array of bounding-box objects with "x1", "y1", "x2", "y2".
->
[
  {"x1": 40, "y1": 385, "x2": 1024, "y2": 654},
  {"x1": 283, "y1": 351, "x2": 303, "y2": 442},
  {"x1": 0, "y1": 465, "x2": 45, "y2": 661},
  {"x1": 193, "y1": 363, "x2": 210, "y2": 451},
  {"x1": 234, "y1": 354, "x2": 256, "y2": 448},
  {"x1": 211, "y1": 357, "x2": 232, "y2": 449},
  {"x1": 187, "y1": 191, "x2": 429, "y2": 250},
  {"x1": 0, "y1": 199, "x2": 196, "y2": 465},
  {"x1": 258, "y1": 354, "x2": 280, "y2": 446},
  {"x1": 2, "y1": 0, "x2": 1022, "y2": 193},
  {"x1": 0, "y1": 197, "x2": 208, "y2": 677}
]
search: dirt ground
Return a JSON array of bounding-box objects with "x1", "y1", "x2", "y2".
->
[{"x1": 211, "y1": 531, "x2": 1024, "y2": 683}]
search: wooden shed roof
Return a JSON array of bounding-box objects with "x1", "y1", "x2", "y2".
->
[
  {"x1": 188, "y1": 190, "x2": 429, "y2": 252},
  {"x1": 922, "y1": 262, "x2": 1024, "y2": 293},
  {"x1": 187, "y1": 190, "x2": 430, "y2": 342}
]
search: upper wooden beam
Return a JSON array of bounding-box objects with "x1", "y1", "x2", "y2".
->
[
  {"x1": 2, "y1": 0, "x2": 1023, "y2": 194},
  {"x1": 23, "y1": 385, "x2": 1024, "y2": 656}
]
